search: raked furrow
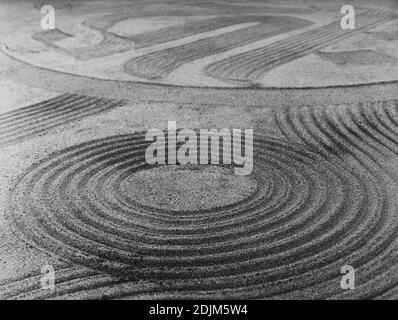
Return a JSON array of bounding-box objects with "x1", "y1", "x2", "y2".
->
[
  {"x1": 123, "y1": 16, "x2": 310, "y2": 79},
  {"x1": 205, "y1": 9, "x2": 397, "y2": 83},
  {"x1": 127, "y1": 16, "x2": 305, "y2": 49},
  {"x1": 7, "y1": 99, "x2": 398, "y2": 299},
  {"x1": 0, "y1": 94, "x2": 127, "y2": 147},
  {"x1": 272, "y1": 100, "x2": 398, "y2": 299}
]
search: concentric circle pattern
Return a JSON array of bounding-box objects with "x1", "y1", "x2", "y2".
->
[{"x1": 8, "y1": 100, "x2": 398, "y2": 298}]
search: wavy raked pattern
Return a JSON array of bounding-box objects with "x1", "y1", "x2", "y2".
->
[
  {"x1": 0, "y1": 264, "x2": 212, "y2": 300},
  {"x1": 126, "y1": 16, "x2": 309, "y2": 49},
  {"x1": 272, "y1": 101, "x2": 398, "y2": 299},
  {"x1": 0, "y1": 266, "x2": 100, "y2": 300},
  {"x1": 124, "y1": 16, "x2": 310, "y2": 79},
  {"x1": 63, "y1": 7, "x2": 266, "y2": 60},
  {"x1": 81, "y1": 3, "x2": 313, "y2": 33},
  {"x1": 0, "y1": 94, "x2": 126, "y2": 147},
  {"x1": 30, "y1": 4, "x2": 313, "y2": 61},
  {"x1": 0, "y1": 265, "x2": 164, "y2": 300},
  {"x1": 205, "y1": 9, "x2": 397, "y2": 83},
  {"x1": 61, "y1": 16, "x2": 305, "y2": 61},
  {"x1": 7, "y1": 100, "x2": 398, "y2": 299}
]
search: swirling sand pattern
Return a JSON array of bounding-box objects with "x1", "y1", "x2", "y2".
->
[
  {"x1": 124, "y1": 16, "x2": 310, "y2": 79},
  {"x1": 205, "y1": 9, "x2": 397, "y2": 83},
  {"x1": 6, "y1": 101, "x2": 398, "y2": 298},
  {"x1": 124, "y1": 16, "x2": 311, "y2": 49},
  {"x1": 30, "y1": 2, "x2": 314, "y2": 61}
]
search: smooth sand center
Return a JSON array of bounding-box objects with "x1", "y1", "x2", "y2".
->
[{"x1": 121, "y1": 165, "x2": 257, "y2": 211}]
